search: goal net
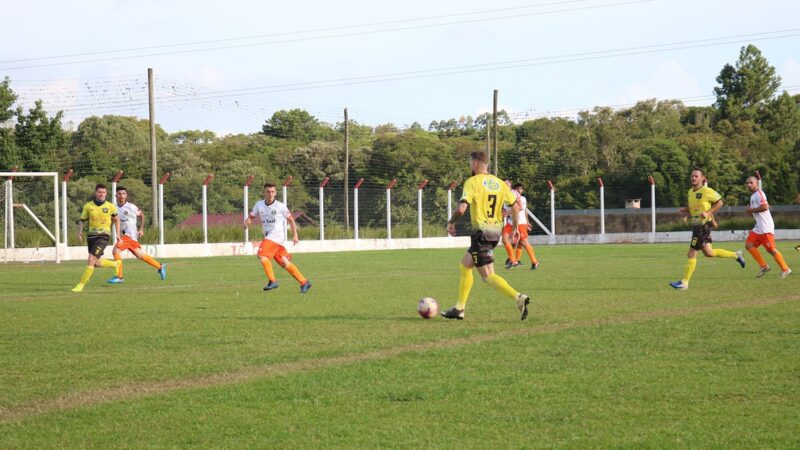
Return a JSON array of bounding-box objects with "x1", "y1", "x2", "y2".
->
[{"x1": 1, "y1": 172, "x2": 60, "y2": 263}]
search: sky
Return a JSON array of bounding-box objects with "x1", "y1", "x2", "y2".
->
[{"x1": 2, "y1": 0, "x2": 799, "y2": 135}]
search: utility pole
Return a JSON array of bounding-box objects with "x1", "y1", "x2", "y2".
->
[
  {"x1": 148, "y1": 68, "x2": 158, "y2": 227},
  {"x1": 492, "y1": 89, "x2": 499, "y2": 176},
  {"x1": 343, "y1": 108, "x2": 350, "y2": 232}
]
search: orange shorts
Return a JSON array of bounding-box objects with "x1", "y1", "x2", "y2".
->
[
  {"x1": 746, "y1": 231, "x2": 776, "y2": 251},
  {"x1": 257, "y1": 239, "x2": 291, "y2": 264},
  {"x1": 115, "y1": 235, "x2": 141, "y2": 253},
  {"x1": 502, "y1": 223, "x2": 529, "y2": 242}
]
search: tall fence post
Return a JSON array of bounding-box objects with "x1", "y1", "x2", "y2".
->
[
  {"x1": 755, "y1": 170, "x2": 762, "y2": 191},
  {"x1": 319, "y1": 177, "x2": 329, "y2": 241},
  {"x1": 110, "y1": 170, "x2": 124, "y2": 245},
  {"x1": 598, "y1": 177, "x2": 605, "y2": 240},
  {"x1": 353, "y1": 178, "x2": 364, "y2": 240},
  {"x1": 418, "y1": 179, "x2": 428, "y2": 239},
  {"x1": 649, "y1": 176, "x2": 656, "y2": 243},
  {"x1": 158, "y1": 172, "x2": 170, "y2": 246},
  {"x1": 282, "y1": 175, "x2": 292, "y2": 235},
  {"x1": 243, "y1": 175, "x2": 255, "y2": 243},
  {"x1": 446, "y1": 181, "x2": 458, "y2": 238},
  {"x1": 6, "y1": 166, "x2": 17, "y2": 249},
  {"x1": 386, "y1": 179, "x2": 397, "y2": 239},
  {"x1": 61, "y1": 169, "x2": 73, "y2": 246},
  {"x1": 548, "y1": 180, "x2": 555, "y2": 243},
  {"x1": 202, "y1": 174, "x2": 214, "y2": 245}
]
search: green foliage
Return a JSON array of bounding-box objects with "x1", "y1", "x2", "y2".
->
[
  {"x1": 14, "y1": 100, "x2": 68, "y2": 172},
  {"x1": 262, "y1": 108, "x2": 336, "y2": 142}
]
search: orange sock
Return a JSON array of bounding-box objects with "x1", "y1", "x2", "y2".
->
[
  {"x1": 504, "y1": 241, "x2": 517, "y2": 262},
  {"x1": 260, "y1": 258, "x2": 276, "y2": 282},
  {"x1": 141, "y1": 254, "x2": 161, "y2": 270},
  {"x1": 747, "y1": 247, "x2": 767, "y2": 268},
  {"x1": 523, "y1": 242, "x2": 537, "y2": 264},
  {"x1": 772, "y1": 251, "x2": 789, "y2": 271},
  {"x1": 515, "y1": 248, "x2": 523, "y2": 261},
  {"x1": 114, "y1": 252, "x2": 123, "y2": 278},
  {"x1": 284, "y1": 262, "x2": 307, "y2": 285}
]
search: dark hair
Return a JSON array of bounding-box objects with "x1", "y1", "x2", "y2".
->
[
  {"x1": 512, "y1": 183, "x2": 524, "y2": 190},
  {"x1": 116, "y1": 186, "x2": 127, "y2": 193},
  {"x1": 470, "y1": 151, "x2": 489, "y2": 164},
  {"x1": 691, "y1": 167, "x2": 705, "y2": 176},
  {"x1": 263, "y1": 182, "x2": 276, "y2": 189},
  {"x1": 95, "y1": 183, "x2": 107, "y2": 191}
]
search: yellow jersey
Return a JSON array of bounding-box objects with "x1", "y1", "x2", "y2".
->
[
  {"x1": 687, "y1": 185, "x2": 721, "y2": 225},
  {"x1": 460, "y1": 173, "x2": 517, "y2": 233},
  {"x1": 80, "y1": 200, "x2": 118, "y2": 236}
]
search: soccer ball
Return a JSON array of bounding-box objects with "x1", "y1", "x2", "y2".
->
[{"x1": 417, "y1": 297, "x2": 439, "y2": 319}]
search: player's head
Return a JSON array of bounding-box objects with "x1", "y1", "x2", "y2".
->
[
  {"x1": 94, "y1": 183, "x2": 107, "y2": 202},
  {"x1": 469, "y1": 151, "x2": 489, "y2": 175},
  {"x1": 115, "y1": 186, "x2": 128, "y2": 205},
  {"x1": 690, "y1": 167, "x2": 706, "y2": 188},
  {"x1": 745, "y1": 176, "x2": 759, "y2": 192},
  {"x1": 504, "y1": 179, "x2": 512, "y2": 188},
  {"x1": 512, "y1": 182, "x2": 524, "y2": 194},
  {"x1": 263, "y1": 182, "x2": 277, "y2": 202}
]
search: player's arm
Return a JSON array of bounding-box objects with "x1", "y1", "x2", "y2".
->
[
  {"x1": 745, "y1": 202, "x2": 769, "y2": 214},
  {"x1": 136, "y1": 209, "x2": 145, "y2": 237},
  {"x1": 446, "y1": 201, "x2": 468, "y2": 236},
  {"x1": 702, "y1": 199, "x2": 724, "y2": 219},
  {"x1": 112, "y1": 214, "x2": 121, "y2": 240},
  {"x1": 243, "y1": 212, "x2": 256, "y2": 229},
  {"x1": 510, "y1": 201, "x2": 521, "y2": 242},
  {"x1": 286, "y1": 212, "x2": 299, "y2": 244},
  {"x1": 77, "y1": 205, "x2": 88, "y2": 242}
]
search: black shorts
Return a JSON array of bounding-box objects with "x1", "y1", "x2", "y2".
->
[
  {"x1": 87, "y1": 234, "x2": 110, "y2": 257},
  {"x1": 690, "y1": 223, "x2": 713, "y2": 250},
  {"x1": 468, "y1": 230, "x2": 501, "y2": 267}
]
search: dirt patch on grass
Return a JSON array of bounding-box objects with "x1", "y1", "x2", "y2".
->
[{"x1": 2, "y1": 295, "x2": 797, "y2": 423}]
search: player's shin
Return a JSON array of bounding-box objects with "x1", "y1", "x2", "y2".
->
[
  {"x1": 456, "y1": 264, "x2": 473, "y2": 310},
  {"x1": 485, "y1": 273, "x2": 518, "y2": 300},
  {"x1": 284, "y1": 262, "x2": 307, "y2": 284},
  {"x1": 682, "y1": 258, "x2": 697, "y2": 284}
]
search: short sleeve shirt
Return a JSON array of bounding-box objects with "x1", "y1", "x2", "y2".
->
[
  {"x1": 80, "y1": 200, "x2": 118, "y2": 236},
  {"x1": 117, "y1": 202, "x2": 142, "y2": 241},
  {"x1": 251, "y1": 199, "x2": 290, "y2": 244},
  {"x1": 461, "y1": 174, "x2": 518, "y2": 233},
  {"x1": 749, "y1": 189, "x2": 774, "y2": 234},
  {"x1": 687, "y1": 186, "x2": 721, "y2": 226}
]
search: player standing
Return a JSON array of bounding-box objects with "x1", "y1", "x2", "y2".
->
[
  {"x1": 669, "y1": 168, "x2": 746, "y2": 290},
  {"x1": 501, "y1": 179, "x2": 523, "y2": 269},
  {"x1": 442, "y1": 151, "x2": 531, "y2": 320},
  {"x1": 506, "y1": 183, "x2": 539, "y2": 270},
  {"x1": 72, "y1": 184, "x2": 121, "y2": 292},
  {"x1": 743, "y1": 176, "x2": 791, "y2": 278},
  {"x1": 244, "y1": 182, "x2": 311, "y2": 293},
  {"x1": 106, "y1": 186, "x2": 166, "y2": 284}
]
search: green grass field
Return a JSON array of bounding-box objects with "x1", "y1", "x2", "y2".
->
[{"x1": 1, "y1": 243, "x2": 799, "y2": 448}]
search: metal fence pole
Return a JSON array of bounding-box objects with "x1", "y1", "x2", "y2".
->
[
  {"x1": 417, "y1": 179, "x2": 428, "y2": 239},
  {"x1": 202, "y1": 174, "x2": 214, "y2": 245},
  {"x1": 548, "y1": 180, "x2": 555, "y2": 243},
  {"x1": 243, "y1": 175, "x2": 255, "y2": 243},
  {"x1": 598, "y1": 177, "x2": 605, "y2": 238},
  {"x1": 386, "y1": 179, "x2": 396, "y2": 240},
  {"x1": 158, "y1": 172, "x2": 170, "y2": 246},
  {"x1": 353, "y1": 178, "x2": 363, "y2": 240},
  {"x1": 649, "y1": 176, "x2": 656, "y2": 242},
  {"x1": 61, "y1": 169, "x2": 73, "y2": 246}
]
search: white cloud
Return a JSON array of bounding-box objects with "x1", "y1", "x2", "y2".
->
[{"x1": 616, "y1": 60, "x2": 706, "y2": 106}]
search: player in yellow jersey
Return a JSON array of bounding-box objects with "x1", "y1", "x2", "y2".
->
[
  {"x1": 669, "y1": 168, "x2": 745, "y2": 290},
  {"x1": 442, "y1": 151, "x2": 531, "y2": 320},
  {"x1": 71, "y1": 184, "x2": 121, "y2": 292}
]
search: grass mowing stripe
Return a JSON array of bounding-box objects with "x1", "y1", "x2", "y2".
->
[{"x1": 3, "y1": 294, "x2": 796, "y2": 423}]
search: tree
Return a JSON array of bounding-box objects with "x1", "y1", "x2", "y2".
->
[
  {"x1": 714, "y1": 45, "x2": 781, "y2": 122},
  {"x1": 70, "y1": 115, "x2": 157, "y2": 179},
  {"x1": 0, "y1": 77, "x2": 18, "y2": 169},
  {"x1": 14, "y1": 100, "x2": 68, "y2": 172},
  {"x1": 262, "y1": 109, "x2": 334, "y2": 142}
]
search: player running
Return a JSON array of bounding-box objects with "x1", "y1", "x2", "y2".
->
[
  {"x1": 743, "y1": 176, "x2": 791, "y2": 278},
  {"x1": 442, "y1": 151, "x2": 531, "y2": 320},
  {"x1": 669, "y1": 168, "x2": 746, "y2": 290},
  {"x1": 503, "y1": 182, "x2": 539, "y2": 270},
  {"x1": 106, "y1": 186, "x2": 166, "y2": 284},
  {"x1": 71, "y1": 184, "x2": 121, "y2": 292},
  {"x1": 244, "y1": 182, "x2": 311, "y2": 293}
]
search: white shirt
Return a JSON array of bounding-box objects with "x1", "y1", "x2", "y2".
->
[
  {"x1": 117, "y1": 202, "x2": 142, "y2": 241},
  {"x1": 504, "y1": 190, "x2": 527, "y2": 225},
  {"x1": 251, "y1": 199, "x2": 290, "y2": 244},
  {"x1": 749, "y1": 189, "x2": 774, "y2": 234}
]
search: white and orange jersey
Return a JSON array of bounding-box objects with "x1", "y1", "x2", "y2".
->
[
  {"x1": 749, "y1": 189, "x2": 774, "y2": 234},
  {"x1": 117, "y1": 202, "x2": 142, "y2": 241},
  {"x1": 516, "y1": 195, "x2": 529, "y2": 225},
  {"x1": 251, "y1": 199, "x2": 290, "y2": 244},
  {"x1": 503, "y1": 190, "x2": 522, "y2": 225}
]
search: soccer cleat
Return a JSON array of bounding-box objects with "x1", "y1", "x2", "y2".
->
[
  {"x1": 756, "y1": 266, "x2": 771, "y2": 278},
  {"x1": 780, "y1": 269, "x2": 792, "y2": 279},
  {"x1": 441, "y1": 307, "x2": 465, "y2": 320},
  {"x1": 300, "y1": 281, "x2": 312, "y2": 293},
  {"x1": 735, "y1": 251, "x2": 746, "y2": 268},
  {"x1": 669, "y1": 281, "x2": 688, "y2": 290},
  {"x1": 531, "y1": 262, "x2": 539, "y2": 270},
  {"x1": 106, "y1": 276, "x2": 124, "y2": 284},
  {"x1": 795, "y1": 244, "x2": 800, "y2": 251},
  {"x1": 158, "y1": 264, "x2": 167, "y2": 280},
  {"x1": 505, "y1": 261, "x2": 521, "y2": 270},
  {"x1": 71, "y1": 283, "x2": 85, "y2": 293},
  {"x1": 516, "y1": 294, "x2": 530, "y2": 321},
  {"x1": 263, "y1": 280, "x2": 279, "y2": 291}
]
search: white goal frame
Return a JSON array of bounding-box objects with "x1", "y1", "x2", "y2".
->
[{"x1": 1, "y1": 172, "x2": 61, "y2": 263}]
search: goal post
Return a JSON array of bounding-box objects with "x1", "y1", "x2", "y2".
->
[{"x1": 1, "y1": 172, "x2": 61, "y2": 263}]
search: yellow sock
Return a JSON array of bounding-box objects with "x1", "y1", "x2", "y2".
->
[
  {"x1": 79, "y1": 266, "x2": 95, "y2": 285},
  {"x1": 712, "y1": 248, "x2": 737, "y2": 258},
  {"x1": 682, "y1": 258, "x2": 697, "y2": 284},
  {"x1": 99, "y1": 259, "x2": 115, "y2": 269},
  {"x1": 260, "y1": 258, "x2": 276, "y2": 282},
  {"x1": 772, "y1": 251, "x2": 789, "y2": 271},
  {"x1": 485, "y1": 273, "x2": 519, "y2": 301},
  {"x1": 141, "y1": 254, "x2": 161, "y2": 270},
  {"x1": 114, "y1": 253, "x2": 123, "y2": 277},
  {"x1": 284, "y1": 262, "x2": 307, "y2": 285},
  {"x1": 456, "y1": 264, "x2": 473, "y2": 310}
]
